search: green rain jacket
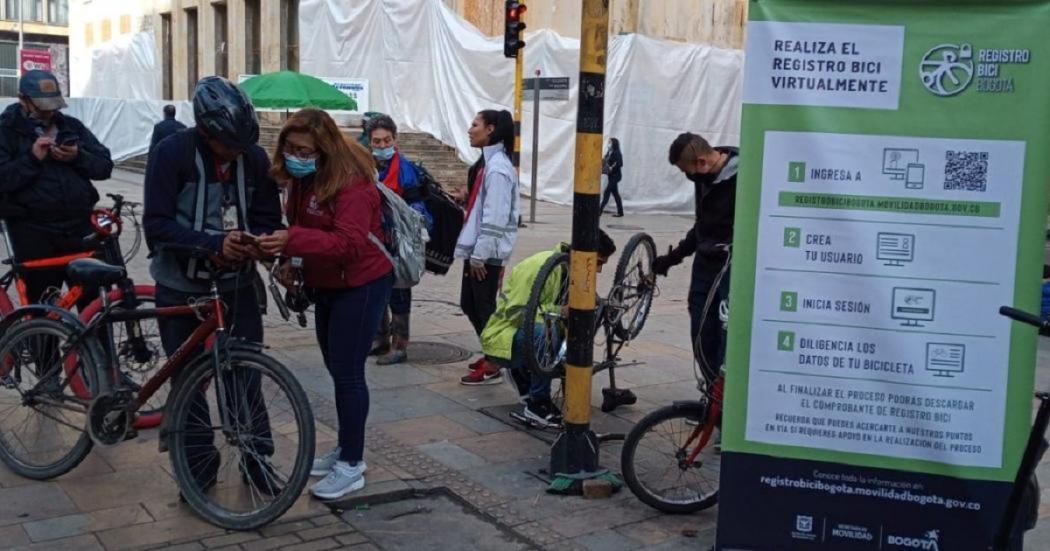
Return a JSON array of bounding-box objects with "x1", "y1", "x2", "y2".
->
[{"x1": 480, "y1": 243, "x2": 569, "y2": 361}]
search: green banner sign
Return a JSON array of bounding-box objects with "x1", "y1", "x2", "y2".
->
[{"x1": 718, "y1": 1, "x2": 1050, "y2": 548}]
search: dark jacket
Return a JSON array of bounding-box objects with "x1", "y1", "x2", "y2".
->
[
  {"x1": 669, "y1": 146, "x2": 738, "y2": 274},
  {"x1": 0, "y1": 103, "x2": 112, "y2": 231},
  {"x1": 149, "y1": 117, "x2": 187, "y2": 154},
  {"x1": 605, "y1": 148, "x2": 623, "y2": 179},
  {"x1": 285, "y1": 175, "x2": 392, "y2": 289},
  {"x1": 143, "y1": 128, "x2": 283, "y2": 292}
]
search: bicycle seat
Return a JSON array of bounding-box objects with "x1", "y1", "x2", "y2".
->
[{"x1": 66, "y1": 258, "x2": 126, "y2": 288}]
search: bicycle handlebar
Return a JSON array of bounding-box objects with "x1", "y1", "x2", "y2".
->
[{"x1": 999, "y1": 306, "x2": 1050, "y2": 332}]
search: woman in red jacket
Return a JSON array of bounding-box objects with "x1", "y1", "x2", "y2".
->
[{"x1": 259, "y1": 108, "x2": 392, "y2": 500}]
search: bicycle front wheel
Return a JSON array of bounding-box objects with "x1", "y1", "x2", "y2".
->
[
  {"x1": 0, "y1": 317, "x2": 101, "y2": 480},
  {"x1": 166, "y1": 349, "x2": 314, "y2": 530},
  {"x1": 522, "y1": 253, "x2": 570, "y2": 377},
  {"x1": 621, "y1": 401, "x2": 721, "y2": 513}
]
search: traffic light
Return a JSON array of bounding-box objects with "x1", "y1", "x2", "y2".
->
[{"x1": 504, "y1": 1, "x2": 526, "y2": 58}]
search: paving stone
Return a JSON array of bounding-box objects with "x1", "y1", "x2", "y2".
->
[
  {"x1": 259, "y1": 519, "x2": 315, "y2": 538},
  {"x1": 417, "y1": 441, "x2": 489, "y2": 471},
  {"x1": 95, "y1": 515, "x2": 224, "y2": 551},
  {"x1": 0, "y1": 483, "x2": 79, "y2": 527},
  {"x1": 154, "y1": 542, "x2": 205, "y2": 551},
  {"x1": 0, "y1": 525, "x2": 31, "y2": 547},
  {"x1": 279, "y1": 537, "x2": 342, "y2": 551},
  {"x1": 245, "y1": 533, "x2": 302, "y2": 550},
  {"x1": 368, "y1": 387, "x2": 471, "y2": 421},
  {"x1": 376, "y1": 414, "x2": 479, "y2": 446},
  {"x1": 442, "y1": 411, "x2": 514, "y2": 435},
  {"x1": 294, "y1": 522, "x2": 356, "y2": 542},
  {"x1": 57, "y1": 466, "x2": 175, "y2": 513},
  {"x1": 335, "y1": 532, "x2": 370, "y2": 546},
  {"x1": 453, "y1": 431, "x2": 550, "y2": 464},
  {"x1": 21, "y1": 504, "x2": 154, "y2": 542},
  {"x1": 200, "y1": 531, "x2": 261, "y2": 548},
  {"x1": 9, "y1": 533, "x2": 104, "y2": 551},
  {"x1": 309, "y1": 514, "x2": 343, "y2": 527}
]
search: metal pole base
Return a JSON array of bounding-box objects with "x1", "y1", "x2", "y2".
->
[{"x1": 550, "y1": 424, "x2": 601, "y2": 478}]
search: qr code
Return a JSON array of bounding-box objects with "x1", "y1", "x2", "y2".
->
[{"x1": 944, "y1": 150, "x2": 988, "y2": 192}]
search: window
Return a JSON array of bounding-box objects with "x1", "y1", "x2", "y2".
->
[
  {"x1": 84, "y1": 22, "x2": 94, "y2": 47},
  {"x1": 185, "y1": 7, "x2": 198, "y2": 97},
  {"x1": 119, "y1": 14, "x2": 130, "y2": 35},
  {"x1": 3, "y1": 0, "x2": 18, "y2": 21},
  {"x1": 244, "y1": 0, "x2": 260, "y2": 75},
  {"x1": 101, "y1": 19, "x2": 111, "y2": 42},
  {"x1": 48, "y1": 0, "x2": 68, "y2": 25},
  {"x1": 280, "y1": 0, "x2": 298, "y2": 71},
  {"x1": 213, "y1": 3, "x2": 227, "y2": 77},
  {"x1": 27, "y1": 0, "x2": 42, "y2": 22},
  {"x1": 161, "y1": 13, "x2": 172, "y2": 99},
  {"x1": 0, "y1": 42, "x2": 16, "y2": 97}
]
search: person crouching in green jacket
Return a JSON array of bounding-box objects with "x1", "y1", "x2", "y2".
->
[{"x1": 478, "y1": 230, "x2": 617, "y2": 428}]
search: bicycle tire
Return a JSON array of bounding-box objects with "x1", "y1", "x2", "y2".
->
[
  {"x1": 0, "y1": 317, "x2": 101, "y2": 480},
  {"x1": 621, "y1": 401, "x2": 720, "y2": 514},
  {"x1": 612, "y1": 233, "x2": 656, "y2": 341},
  {"x1": 167, "y1": 349, "x2": 315, "y2": 530},
  {"x1": 522, "y1": 252, "x2": 570, "y2": 377},
  {"x1": 78, "y1": 285, "x2": 166, "y2": 426}
]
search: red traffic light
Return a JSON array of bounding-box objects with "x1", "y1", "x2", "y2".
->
[{"x1": 508, "y1": 4, "x2": 526, "y2": 20}]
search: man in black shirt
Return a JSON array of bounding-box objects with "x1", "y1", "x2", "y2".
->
[
  {"x1": 654, "y1": 132, "x2": 738, "y2": 371},
  {"x1": 148, "y1": 104, "x2": 186, "y2": 154}
]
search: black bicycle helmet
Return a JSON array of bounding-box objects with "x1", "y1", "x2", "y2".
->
[{"x1": 192, "y1": 76, "x2": 259, "y2": 150}]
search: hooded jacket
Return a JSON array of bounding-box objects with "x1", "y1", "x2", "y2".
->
[{"x1": 0, "y1": 102, "x2": 113, "y2": 231}]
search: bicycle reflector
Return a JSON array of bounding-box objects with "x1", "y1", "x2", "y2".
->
[
  {"x1": 504, "y1": 1, "x2": 527, "y2": 58},
  {"x1": 90, "y1": 208, "x2": 122, "y2": 237}
]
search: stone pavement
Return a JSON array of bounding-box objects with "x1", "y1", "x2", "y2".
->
[{"x1": 0, "y1": 170, "x2": 1048, "y2": 550}]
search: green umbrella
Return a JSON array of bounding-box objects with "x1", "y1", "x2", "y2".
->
[{"x1": 240, "y1": 71, "x2": 358, "y2": 111}]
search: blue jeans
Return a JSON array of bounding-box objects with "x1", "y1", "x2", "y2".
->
[
  {"x1": 311, "y1": 274, "x2": 393, "y2": 463},
  {"x1": 493, "y1": 324, "x2": 555, "y2": 399}
]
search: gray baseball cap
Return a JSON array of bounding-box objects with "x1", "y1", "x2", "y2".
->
[{"x1": 19, "y1": 70, "x2": 67, "y2": 111}]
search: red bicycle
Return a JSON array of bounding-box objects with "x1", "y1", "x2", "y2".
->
[
  {"x1": 0, "y1": 244, "x2": 314, "y2": 529},
  {"x1": 0, "y1": 194, "x2": 165, "y2": 427}
]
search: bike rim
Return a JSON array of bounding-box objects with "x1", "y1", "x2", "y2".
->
[{"x1": 630, "y1": 412, "x2": 721, "y2": 507}]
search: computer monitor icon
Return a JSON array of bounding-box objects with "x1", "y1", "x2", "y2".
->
[
  {"x1": 877, "y1": 233, "x2": 915, "y2": 267},
  {"x1": 891, "y1": 287, "x2": 935, "y2": 327},
  {"x1": 883, "y1": 148, "x2": 920, "y2": 181},
  {"x1": 926, "y1": 343, "x2": 965, "y2": 377}
]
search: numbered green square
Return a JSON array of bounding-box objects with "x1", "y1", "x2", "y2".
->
[
  {"x1": 788, "y1": 161, "x2": 806, "y2": 183},
  {"x1": 777, "y1": 331, "x2": 795, "y2": 351},
  {"x1": 783, "y1": 227, "x2": 801, "y2": 248},
  {"x1": 780, "y1": 291, "x2": 798, "y2": 312}
]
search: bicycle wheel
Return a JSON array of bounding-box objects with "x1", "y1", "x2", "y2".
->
[
  {"x1": 79, "y1": 285, "x2": 166, "y2": 425},
  {"x1": 0, "y1": 317, "x2": 101, "y2": 479},
  {"x1": 522, "y1": 253, "x2": 570, "y2": 377},
  {"x1": 621, "y1": 401, "x2": 720, "y2": 513},
  {"x1": 167, "y1": 349, "x2": 314, "y2": 530},
  {"x1": 611, "y1": 233, "x2": 656, "y2": 341}
]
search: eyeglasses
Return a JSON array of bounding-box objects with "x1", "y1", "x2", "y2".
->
[{"x1": 283, "y1": 143, "x2": 318, "y2": 159}]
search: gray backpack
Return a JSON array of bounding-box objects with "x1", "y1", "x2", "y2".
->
[{"x1": 369, "y1": 183, "x2": 428, "y2": 289}]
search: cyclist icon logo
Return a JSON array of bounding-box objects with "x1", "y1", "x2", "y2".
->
[{"x1": 920, "y1": 43, "x2": 974, "y2": 97}]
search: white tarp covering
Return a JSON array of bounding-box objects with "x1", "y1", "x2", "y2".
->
[
  {"x1": 70, "y1": 30, "x2": 162, "y2": 101},
  {"x1": 300, "y1": 0, "x2": 744, "y2": 212},
  {"x1": 0, "y1": 97, "x2": 193, "y2": 162}
]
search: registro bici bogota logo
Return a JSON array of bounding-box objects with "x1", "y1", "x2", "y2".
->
[{"x1": 919, "y1": 42, "x2": 1029, "y2": 96}]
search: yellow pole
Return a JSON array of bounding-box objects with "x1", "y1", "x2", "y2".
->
[
  {"x1": 513, "y1": 45, "x2": 524, "y2": 171},
  {"x1": 550, "y1": 0, "x2": 608, "y2": 485}
]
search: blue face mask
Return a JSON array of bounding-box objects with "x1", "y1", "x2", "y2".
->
[
  {"x1": 373, "y1": 146, "x2": 395, "y2": 161},
  {"x1": 284, "y1": 154, "x2": 317, "y2": 178}
]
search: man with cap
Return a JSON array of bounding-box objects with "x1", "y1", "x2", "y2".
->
[
  {"x1": 0, "y1": 69, "x2": 114, "y2": 306},
  {"x1": 148, "y1": 104, "x2": 186, "y2": 154}
]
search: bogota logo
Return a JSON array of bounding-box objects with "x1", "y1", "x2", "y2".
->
[
  {"x1": 920, "y1": 44, "x2": 973, "y2": 96},
  {"x1": 887, "y1": 529, "x2": 940, "y2": 550}
]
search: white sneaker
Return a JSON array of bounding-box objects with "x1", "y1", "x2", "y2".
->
[
  {"x1": 311, "y1": 460, "x2": 365, "y2": 500},
  {"x1": 311, "y1": 447, "x2": 367, "y2": 477}
]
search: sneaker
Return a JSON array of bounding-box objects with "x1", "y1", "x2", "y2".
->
[
  {"x1": 311, "y1": 460, "x2": 365, "y2": 500},
  {"x1": 369, "y1": 340, "x2": 391, "y2": 357},
  {"x1": 460, "y1": 360, "x2": 502, "y2": 385},
  {"x1": 465, "y1": 357, "x2": 484, "y2": 371},
  {"x1": 376, "y1": 349, "x2": 407, "y2": 366},
  {"x1": 312, "y1": 447, "x2": 368, "y2": 477},
  {"x1": 523, "y1": 397, "x2": 563, "y2": 429}
]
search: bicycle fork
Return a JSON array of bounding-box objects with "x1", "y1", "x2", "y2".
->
[{"x1": 685, "y1": 378, "x2": 725, "y2": 466}]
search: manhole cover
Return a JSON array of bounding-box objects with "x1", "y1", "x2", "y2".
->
[
  {"x1": 407, "y1": 341, "x2": 472, "y2": 365},
  {"x1": 606, "y1": 223, "x2": 645, "y2": 231}
]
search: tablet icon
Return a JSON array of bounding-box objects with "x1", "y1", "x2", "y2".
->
[{"x1": 883, "y1": 148, "x2": 926, "y2": 190}]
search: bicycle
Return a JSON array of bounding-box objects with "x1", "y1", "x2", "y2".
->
[
  {"x1": 0, "y1": 243, "x2": 315, "y2": 530},
  {"x1": 619, "y1": 244, "x2": 730, "y2": 513},
  {"x1": 514, "y1": 232, "x2": 658, "y2": 428},
  {"x1": 0, "y1": 193, "x2": 165, "y2": 427}
]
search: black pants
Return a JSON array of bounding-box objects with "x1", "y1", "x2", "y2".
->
[
  {"x1": 8, "y1": 222, "x2": 99, "y2": 309},
  {"x1": 600, "y1": 174, "x2": 623, "y2": 216},
  {"x1": 688, "y1": 258, "x2": 729, "y2": 376},
  {"x1": 156, "y1": 283, "x2": 273, "y2": 484},
  {"x1": 460, "y1": 260, "x2": 502, "y2": 336}
]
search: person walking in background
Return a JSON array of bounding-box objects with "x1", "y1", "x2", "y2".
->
[
  {"x1": 366, "y1": 114, "x2": 432, "y2": 365},
  {"x1": 149, "y1": 104, "x2": 187, "y2": 154},
  {"x1": 600, "y1": 137, "x2": 624, "y2": 217},
  {"x1": 457, "y1": 109, "x2": 520, "y2": 386},
  {"x1": 257, "y1": 108, "x2": 393, "y2": 500}
]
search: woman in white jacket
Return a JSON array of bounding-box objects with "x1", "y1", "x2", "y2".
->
[{"x1": 457, "y1": 109, "x2": 520, "y2": 385}]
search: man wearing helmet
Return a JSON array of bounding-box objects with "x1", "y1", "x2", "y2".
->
[{"x1": 143, "y1": 76, "x2": 283, "y2": 496}]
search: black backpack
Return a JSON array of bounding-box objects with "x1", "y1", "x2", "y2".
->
[{"x1": 416, "y1": 163, "x2": 463, "y2": 275}]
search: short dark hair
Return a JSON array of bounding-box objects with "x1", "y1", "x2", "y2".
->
[
  {"x1": 598, "y1": 229, "x2": 617, "y2": 259},
  {"x1": 163, "y1": 104, "x2": 176, "y2": 117},
  {"x1": 366, "y1": 114, "x2": 397, "y2": 139},
  {"x1": 668, "y1": 132, "x2": 713, "y2": 165}
]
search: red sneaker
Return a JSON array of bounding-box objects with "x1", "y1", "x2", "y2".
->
[{"x1": 460, "y1": 360, "x2": 502, "y2": 385}]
